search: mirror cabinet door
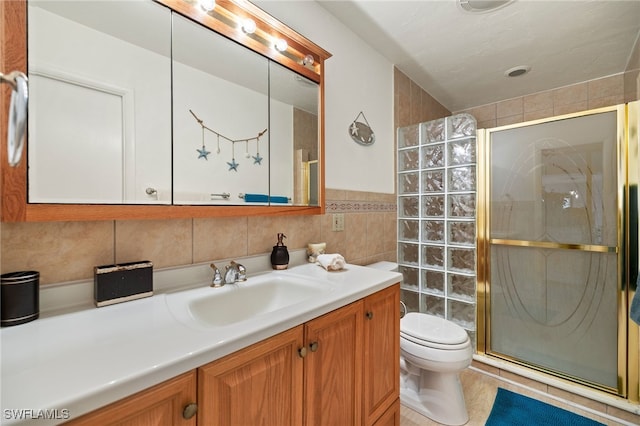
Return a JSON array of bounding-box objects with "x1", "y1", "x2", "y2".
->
[
  {"x1": 269, "y1": 61, "x2": 319, "y2": 206},
  {"x1": 171, "y1": 13, "x2": 269, "y2": 206},
  {"x1": 5, "y1": 0, "x2": 329, "y2": 220},
  {"x1": 27, "y1": 0, "x2": 172, "y2": 204}
]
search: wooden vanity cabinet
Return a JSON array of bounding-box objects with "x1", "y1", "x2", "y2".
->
[
  {"x1": 64, "y1": 371, "x2": 197, "y2": 426},
  {"x1": 363, "y1": 284, "x2": 401, "y2": 426},
  {"x1": 63, "y1": 284, "x2": 400, "y2": 426},
  {"x1": 303, "y1": 299, "x2": 364, "y2": 426},
  {"x1": 200, "y1": 283, "x2": 400, "y2": 426},
  {"x1": 198, "y1": 325, "x2": 305, "y2": 425}
]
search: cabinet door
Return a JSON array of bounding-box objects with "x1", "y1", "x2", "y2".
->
[
  {"x1": 372, "y1": 398, "x2": 400, "y2": 426},
  {"x1": 198, "y1": 325, "x2": 304, "y2": 426},
  {"x1": 304, "y1": 300, "x2": 364, "y2": 426},
  {"x1": 64, "y1": 371, "x2": 197, "y2": 426},
  {"x1": 363, "y1": 283, "x2": 400, "y2": 426}
]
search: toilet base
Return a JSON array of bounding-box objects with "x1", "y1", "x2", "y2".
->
[{"x1": 400, "y1": 369, "x2": 469, "y2": 426}]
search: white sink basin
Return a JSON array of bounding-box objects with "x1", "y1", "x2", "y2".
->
[{"x1": 166, "y1": 272, "x2": 334, "y2": 328}]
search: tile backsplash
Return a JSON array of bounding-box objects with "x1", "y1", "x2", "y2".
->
[{"x1": 0, "y1": 189, "x2": 397, "y2": 285}]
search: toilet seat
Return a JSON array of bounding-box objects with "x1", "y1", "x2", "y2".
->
[{"x1": 401, "y1": 312, "x2": 470, "y2": 350}]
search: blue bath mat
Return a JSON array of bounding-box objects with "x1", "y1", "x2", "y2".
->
[{"x1": 485, "y1": 388, "x2": 604, "y2": 426}]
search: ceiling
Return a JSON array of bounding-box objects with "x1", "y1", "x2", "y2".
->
[{"x1": 317, "y1": 0, "x2": 640, "y2": 112}]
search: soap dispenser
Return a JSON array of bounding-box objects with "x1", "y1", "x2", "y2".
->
[{"x1": 270, "y1": 233, "x2": 289, "y2": 270}]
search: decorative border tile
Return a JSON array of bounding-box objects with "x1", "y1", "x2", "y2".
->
[{"x1": 325, "y1": 200, "x2": 397, "y2": 213}]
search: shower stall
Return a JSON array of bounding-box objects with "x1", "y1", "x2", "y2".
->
[
  {"x1": 398, "y1": 101, "x2": 639, "y2": 401},
  {"x1": 477, "y1": 102, "x2": 639, "y2": 398}
]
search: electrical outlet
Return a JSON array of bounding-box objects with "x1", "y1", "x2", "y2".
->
[{"x1": 332, "y1": 213, "x2": 345, "y2": 232}]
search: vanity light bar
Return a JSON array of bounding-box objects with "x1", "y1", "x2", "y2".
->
[{"x1": 159, "y1": 0, "x2": 329, "y2": 82}]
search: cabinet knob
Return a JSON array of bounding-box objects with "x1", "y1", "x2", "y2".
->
[
  {"x1": 182, "y1": 402, "x2": 198, "y2": 420},
  {"x1": 298, "y1": 347, "x2": 307, "y2": 358},
  {"x1": 309, "y1": 341, "x2": 319, "y2": 352},
  {"x1": 365, "y1": 311, "x2": 374, "y2": 320}
]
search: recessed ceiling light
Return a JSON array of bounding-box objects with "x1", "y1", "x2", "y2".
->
[
  {"x1": 458, "y1": 0, "x2": 514, "y2": 13},
  {"x1": 504, "y1": 65, "x2": 531, "y2": 77}
]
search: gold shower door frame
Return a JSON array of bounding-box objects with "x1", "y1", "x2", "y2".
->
[{"x1": 476, "y1": 102, "x2": 640, "y2": 401}]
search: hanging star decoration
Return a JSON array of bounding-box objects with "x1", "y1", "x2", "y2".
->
[
  {"x1": 197, "y1": 147, "x2": 211, "y2": 160},
  {"x1": 252, "y1": 153, "x2": 263, "y2": 165},
  {"x1": 189, "y1": 110, "x2": 267, "y2": 172},
  {"x1": 227, "y1": 158, "x2": 239, "y2": 171}
]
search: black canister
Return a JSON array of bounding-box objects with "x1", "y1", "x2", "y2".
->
[{"x1": 1, "y1": 271, "x2": 39, "y2": 327}]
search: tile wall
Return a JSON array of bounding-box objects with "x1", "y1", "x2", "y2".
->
[
  {"x1": 0, "y1": 188, "x2": 397, "y2": 285},
  {"x1": 456, "y1": 72, "x2": 637, "y2": 128}
]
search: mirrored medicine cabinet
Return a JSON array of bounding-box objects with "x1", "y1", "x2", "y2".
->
[{"x1": 0, "y1": 0, "x2": 331, "y2": 221}]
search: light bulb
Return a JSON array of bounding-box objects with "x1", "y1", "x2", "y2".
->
[
  {"x1": 241, "y1": 18, "x2": 256, "y2": 34},
  {"x1": 274, "y1": 38, "x2": 287, "y2": 52},
  {"x1": 303, "y1": 54, "x2": 314, "y2": 66},
  {"x1": 199, "y1": 0, "x2": 215, "y2": 12}
]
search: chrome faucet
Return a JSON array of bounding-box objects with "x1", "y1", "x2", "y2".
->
[
  {"x1": 210, "y1": 261, "x2": 246, "y2": 287},
  {"x1": 223, "y1": 261, "x2": 246, "y2": 285},
  {"x1": 210, "y1": 263, "x2": 223, "y2": 287}
]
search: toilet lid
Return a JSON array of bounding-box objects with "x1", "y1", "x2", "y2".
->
[{"x1": 401, "y1": 312, "x2": 468, "y2": 345}]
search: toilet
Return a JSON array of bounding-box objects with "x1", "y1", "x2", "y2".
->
[{"x1": 367, "y1": 262, "x2": 473, "y2": 426}]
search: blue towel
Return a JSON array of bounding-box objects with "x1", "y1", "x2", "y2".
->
[
  {"x1": 269, "y1": 196, "x2": 289, "y2": 204},
  {"x1": 244, "y1": 193, "x2": 269, "y2": 203},
  {"x1": 631, "y1": 275, "x2": 640, "y2": 325},
  {"x1": 244, "y1": 194, "x2": 289, "y2": 204}
]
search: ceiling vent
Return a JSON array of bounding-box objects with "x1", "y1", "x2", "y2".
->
[
  {"x1": 504, "y1": 65, "x2": 531, "y2": 78},
  {"x1": 458, "y1": 0, "x2": 514, "y2": 13}
]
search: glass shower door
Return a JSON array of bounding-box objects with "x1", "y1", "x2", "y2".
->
[{"x1": 485, "y1": 108, "x2": 622, "y2": 392}]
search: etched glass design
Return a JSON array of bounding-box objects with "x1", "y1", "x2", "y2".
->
[
  {"x1": 399, "y1": 172, "x2": 419, "y2": 194},
  {"x1": 423, "y1": 144, "x2": 444, "y2": 168},
  {"x1": 399, "y1": 148, "x2": 419, "y2": 171},
  {"x1": 423, "y1": 170, "x2": 444, "y2": 193},
  {"x1": 488, "y1": 110, "x2": 620, "y2": 389},
  {"x1": 399, "y1": 219, "x2": 419, "y2": 241}
]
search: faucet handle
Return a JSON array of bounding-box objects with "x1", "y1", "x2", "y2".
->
[
  {"x1": 232, "y1": 261, "x2": 247, "y2": 281},
  {"x1": 210, "y1": 263, "x2": 223, "y2": 287}
]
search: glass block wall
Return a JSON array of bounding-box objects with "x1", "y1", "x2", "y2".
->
[{"x1": 397, "y1": 114, "x2": 477, "y2": 343}]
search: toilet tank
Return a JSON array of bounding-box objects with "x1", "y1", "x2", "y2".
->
[{"x1": 366, "y1": 261, "x2": 398, "y2": 272}]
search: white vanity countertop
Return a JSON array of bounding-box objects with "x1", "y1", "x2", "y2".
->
[{"x1": 0, "y1": 262, "x2": 401, "y2": 425}]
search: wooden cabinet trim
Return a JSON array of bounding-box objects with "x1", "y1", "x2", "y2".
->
[
  {"x1": 363, "y1": 283, "x2": 401, "y2": 425},
  {"x1": 63, "y1": 371, "x2": 197, "y2": 426}
]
